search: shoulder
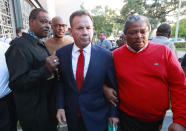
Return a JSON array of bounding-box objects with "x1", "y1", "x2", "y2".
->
[
  {"x1": 113, "y1": 45, "x2": 126, "y2": 56},
  {"x1": 104, "y1": 39, "x2": 111, "y2": 44},
  {"x1": 6, "y1": 34, "x2": 37, "y2": 55},
  {"x1": 56, "y1": 43, "x2": 73, "y2": 55},
  {"x1": 45, "y1": 38, "x2": 53, "y2": 44},
  {"x1": 63, "y1": 36, "x2": 74, "y2": 44},
  {"x1": 92, "y1": 44, "x2": 112, "y2": 57},
  {"x1": 148, "y1": 41, "x2": 170, "y2": 50}
]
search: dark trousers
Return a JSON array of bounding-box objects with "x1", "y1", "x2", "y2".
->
[
  {"x1": 119, "y1": 111, "x2": 162, "y2": 131},
  {"x1": 77, "y1": 117, "x2": 87, "y2": 131},
  {"x1": 0, "y1": 93, "x2": 17, "y2": 131}
]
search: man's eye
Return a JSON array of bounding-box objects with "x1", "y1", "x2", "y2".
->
[
  {"x1": 129, "y1": 32, "x2": 136, "y2": 35},
  {"x1": 40, "y1": 20, "x2": 49, "y2": 24},
  {"x1": 77, "y1": 27, "x2": 84, "y2": 30}
]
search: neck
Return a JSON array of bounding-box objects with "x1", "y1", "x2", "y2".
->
[{"x1": 53, "y1": 36, "x2": 64, "y2": 41}]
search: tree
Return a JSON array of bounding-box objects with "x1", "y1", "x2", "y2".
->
[
  {"x1": 172, "y1": 19, "x2": 186, "y2": 39},
  {"x1": 90, "y1": 6, "x2": 122, "y2": 38},
  {"x1": 117, "y1": 0, "x2": 186, "y2": 35}
]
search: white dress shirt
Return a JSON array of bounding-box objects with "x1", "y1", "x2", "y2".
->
[
  {"x1": 0, "y1": 41, "x2": 11, "y2": 99},
  {"x1": 72, "y1": 43, "x2": 91, "y2": 79}
]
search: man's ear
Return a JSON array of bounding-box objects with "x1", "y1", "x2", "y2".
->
[
  {"x1": 68, "y1": 28, "x2": 73, "y2": 36},
  {"x1": 29, "y1": 19, "x2": 34, "y2": 28},
  {"x1": 168, "y1": 31, "x2": 171, "y2": 38}
]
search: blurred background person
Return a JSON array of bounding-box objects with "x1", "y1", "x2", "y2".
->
[
  {"x1": 97, "y1": 31, "x2": 112, "y2": 50},
  {"x1": 45, "y1": 16, "x2": 73, "y2": 54},
  {"x1": 10, "y1": 27, "x2": 26, "y2": 45},
  {"x1": 110, "y1": 33, "x2": 126, "y2": 51},
  {"x1": 0, "y1": 40, "x2": 17, "y2": 131},
  {"x1": 16, "y1": 27, "x2": 26, "y2": 38},
  {"x1": 151, "y1": 23, "x2": 177, "y2": 57}
]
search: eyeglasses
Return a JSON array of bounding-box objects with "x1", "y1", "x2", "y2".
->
[{"x1": 53, "y1": 24, "x2": 67, "y2": 28}]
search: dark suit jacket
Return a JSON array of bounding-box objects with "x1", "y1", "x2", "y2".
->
[
  {"x1": 5, "y1": 33, "x2": 57, "y2": 131},
  {"x1": 56, "y1": 43, "x2": 118, "y2": 131}
]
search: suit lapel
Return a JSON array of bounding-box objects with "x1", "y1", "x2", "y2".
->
[
  {"x1": 66, "y1": 43, "x2": 78, "y2": 92},
  {"x1": 81, "y1": 44, "x2": 97, "y2": 91}
]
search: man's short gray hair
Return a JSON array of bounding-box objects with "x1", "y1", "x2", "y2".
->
[{"x1": 123, "y1": 15, "x2": 151, "y2": 34}]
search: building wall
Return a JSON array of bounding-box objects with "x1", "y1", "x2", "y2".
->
[
  {"x1": 0, "y1": 0, "x2": 43, "y2": 39},
  {"x1": 38, "y1": 0, "x2": 56, "y2": 18},
  {"x1": 0, "y1": 0, "x2": 14, "y2": 38},
  {"x1": 55, "y1": 0, "x2": 81, "y2": 26}
]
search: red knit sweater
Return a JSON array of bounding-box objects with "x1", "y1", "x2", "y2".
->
[{"x1": 113, "y1": 42, "x2": 186, "y2": 126}]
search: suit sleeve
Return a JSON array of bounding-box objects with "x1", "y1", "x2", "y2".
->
[
  {"x1": 166, "y1": 49, "x2": 186, "y2": 127},
  {"x1": 5, "y1": 46, "x2": 51, "y2": 91},
  {"x1": 105, "y1": 52, "x2": 119, "y2": 117},
  {"x1": 56, "y1": 51, "x2": 65, "y2": 109}
]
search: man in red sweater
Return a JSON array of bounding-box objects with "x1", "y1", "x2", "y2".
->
[{"x1": 104, "y1": 15, "x2": 186, "y2": 131}]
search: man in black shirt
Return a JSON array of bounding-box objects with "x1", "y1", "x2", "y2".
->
[{"x1": 6, "y1": 8, "x2": 59, "y2": 131}]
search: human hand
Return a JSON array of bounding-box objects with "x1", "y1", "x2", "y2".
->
[
  {"x1": 168, "y1": 122, "x2": 186, "y2": 131},
  {"x1": 109, "y1": 117, "x2": 119, "y2": 128},
  {"x1": 103, "y1": 86, "x2": 118, "y2": 107},
  {"x1": 56, "y1": 109, "x2": 66, "y2": 125},
  {"x1": 45, "y1": 51, "x2": 59, "y2": 72}
]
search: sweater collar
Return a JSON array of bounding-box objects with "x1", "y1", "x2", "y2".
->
[{"x1": 126, "y1": 42, "x2": 148, "y2": 53}]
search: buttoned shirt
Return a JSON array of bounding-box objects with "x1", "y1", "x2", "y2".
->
[
  {"x1": 72, "y1": 43, "x2": 91, "y2": 79},
  {"x1": 0, "y1": 42, "x2": 11, "y2": 98}
]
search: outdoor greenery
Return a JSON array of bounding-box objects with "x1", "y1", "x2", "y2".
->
[
  {"x1": 174, "y1": 42, "x2": 186, "y2": 48},
  {"x1": 117, "y1": 0, "x2": 186, "y2": 35},
  {"x1": 90, "y1": 6, "x2": 123, "y2": 38},
  {"x1": 80, "y1": 0, "x2": 186, "y2": 39},
  {"x1": 172, "y1": 19, "x2": 186, "y2": 40}
]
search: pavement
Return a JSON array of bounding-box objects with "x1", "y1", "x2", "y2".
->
[
  {"x1": 161, "y1": 110, "x2": 173, "y2": 131},
  {"x1": 57, "y1": 110, "x2": 173, "y2": 131},
  {"x1": 17, "y1": 110, "x2": 173, "y2": 131}
]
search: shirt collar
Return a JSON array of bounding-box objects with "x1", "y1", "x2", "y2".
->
[
  {"x1": 28, "y1": 30, "x2": 40, "y2": 40},
  {"x1": 28, "y1": 30, "x2": 45, "y2": 46},
  {"x1": 73, "y1": 43, "x2": 91, "y2": 55},
  {"x1": 126, "y1": 42, "x2": 148, "y2": 53}
]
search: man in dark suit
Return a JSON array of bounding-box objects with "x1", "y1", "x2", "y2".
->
[
  {"x1": 5, "y1": 8, "x2": 59, "y2": 131},
  {"x1": 56, "y1": 10, "x2": 119, "y2": 131}
]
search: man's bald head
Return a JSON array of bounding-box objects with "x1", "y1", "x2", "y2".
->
[
  {"x1": 51, "y1": 16, "x2": 67, "y2": 38},
  {"x1": 52, "y1": 16, "x2": 64, "y2": 25}
]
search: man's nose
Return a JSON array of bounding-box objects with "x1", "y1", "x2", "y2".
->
[
  {"x1": 45, "y1": 23, "x2": 51, "y2": 29},
  {"x1": 82, "y1": 28, "x2": 88, "y2": 34},
  {"x1": 135, "y1": 32, "x2": 143, "y2": 38}
]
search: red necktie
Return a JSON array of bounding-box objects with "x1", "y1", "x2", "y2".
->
[{"x1": 76, "y1": 49, "x2": 84, "y2": 91}]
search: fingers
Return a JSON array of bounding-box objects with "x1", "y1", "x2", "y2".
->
[
  {"x1": 46, "y1": 55, "x2": 59, "y2": 72},
  {"x1": 110, "y1": 99, "x2": 117, "y2": 107},
  {"x1": 109, "y1": 118, "x2": 113, "y2": 128},
  {"x1": 110, "y1": 90, "x2": 118, "y2": 106},
  {"x1": 61, "y1": 112, "x2": 66, "y2": 123},
  {"x1": 56, "y1": 113, "x2": 63, "y2": 125},
  {"x1": 109, "y1": 117, "x2": 119, "y2": 128},
  {"x1": 111, "y1": 92, "x2": 118, "y2": 102},
  {"x1": 56, "y1": 109, "x2": 66, "y2": 125},
  {"x1": 52, "y1": 51, "x2": 56, "y2": 56}
]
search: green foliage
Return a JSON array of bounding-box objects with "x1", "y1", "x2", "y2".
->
[
  {"x1": 117, "y1": 0, "x2": 186, "y2": 34},
  {"x1": 91, "y1": 6, "x2": 122, "y2": 37},
  {"x1": 174, "y1": 42, "x2": 186, "y2": 48},
  {"x1": 172, "y1": 19, "x2": 186, "y2": 39}
]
